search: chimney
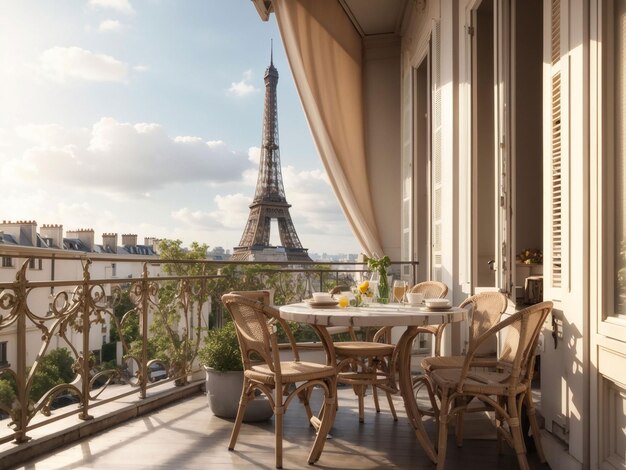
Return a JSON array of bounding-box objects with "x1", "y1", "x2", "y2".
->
[
  {"x1": 40, "y1": 224, "x2": 63, "y2": 248},
  {"x1": 66, "y1": 228, "x2": 95, "y2": 252},
  {"x1": 0, "y1": 220, "x2": 38, "y2": 246},
  {"x1": 102, "y1": 233, "x2": 118, "y2": 254},
  {"x1": 144, "y1": 237, "x2": 160, "y2": 252},
  {"x1": 122, "y1": 234, "x2": 138, "y2": 246}
]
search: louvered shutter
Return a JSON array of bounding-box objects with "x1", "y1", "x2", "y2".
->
[
  {"x1": 431, "y1": 20, "x2": 442, "y2": 282},
  {"x1": 551, "y1": 0, "x2": 562, "y2": 289}
]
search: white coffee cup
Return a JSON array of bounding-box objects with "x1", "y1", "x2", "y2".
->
[
  {"x1": 312, "y1": 292, "x2": 333, "y2": 302},
  {"x1": 406, "y1": 292, "x2": 424, "y2": 305}
]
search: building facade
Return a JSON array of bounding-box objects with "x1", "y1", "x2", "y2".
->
[{"x1": 0, "y1": 221, "x2": 160, "y2": 368}]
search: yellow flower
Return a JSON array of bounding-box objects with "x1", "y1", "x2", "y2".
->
[{"x1": 358, "y1": 280, "x2": 369, "y2": 294}]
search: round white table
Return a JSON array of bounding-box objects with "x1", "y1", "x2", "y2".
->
[{"x1": 278, "y1": 302, "x2": 467, "y2": 464}]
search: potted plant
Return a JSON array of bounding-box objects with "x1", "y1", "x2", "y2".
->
[{"x1": 198, "y1": 321, "x2": 273, "y2": 422}]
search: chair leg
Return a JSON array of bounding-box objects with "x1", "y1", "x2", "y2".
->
[
  {"x1": 508, "y1": 396, "x2": 530, "y2": 470},
  {"x1": 454, "y1": 396, "x2": 470, "y2": 447},
  {"x1": 455, "y1": 408, "x2": 465, "y2": 447},
  {"x1": 228, "y1": 385, "x2": 251, "y2": 451},
  {"x1": 308, "y1": 379, "x2": 338, "y2": 464},
  {"x1": 436, "y1": 391, "x2": 450, "y2": 470},
  {"x1": 385, "y1": 389, "x2": 398, "y2": 421},
  {"x1": 353, "y1": 384, "x2": 366, "y2": 423},
  {"x1": 298, "y1": 387, "x2": 314, "y2": 424},
  {"x1": 525, "y1": 389, "x2": 546, "y2": 463},
  {"x1": 373, "y1": 383, "x2": 381, "y2": 412},
  {"x1": 275, "y1": 404, "x2": 284, "y2": 469},
  {"x1": 495, "y1": 396, "x2": 506, "y2": 454}
]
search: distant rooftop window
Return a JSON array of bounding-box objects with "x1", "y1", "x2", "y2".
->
[
  {"x1": 0, "y1": 234, "x2": 18, "y2": 245},
  {"x1": 63, "y1": 238, "x2": 89, "y2": 251}
]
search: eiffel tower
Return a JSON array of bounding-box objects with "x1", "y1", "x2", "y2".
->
[{"x1": 232, "y1": 51, "x2": 312, "y2": 262}]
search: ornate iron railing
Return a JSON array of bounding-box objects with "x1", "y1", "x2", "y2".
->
[{"x1": 0, "y1": 247, "x2": 417, "y2": 447}]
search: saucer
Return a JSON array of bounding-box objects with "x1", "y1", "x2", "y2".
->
[
  {"x1": 422, "y1": 306, "x2": 452, "y2": 312},
  {"x1": 424, "y1": 298, "x2": 451, "y2": 308},
  {"x1": 305, "y1": 299, "x2": 339, "y2": 309}
]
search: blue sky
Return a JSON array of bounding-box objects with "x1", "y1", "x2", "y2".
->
[{"x1": 0, "y1": 0, "x2": 359, "y2": 255}]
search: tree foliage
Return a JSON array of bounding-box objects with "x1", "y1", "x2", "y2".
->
[
  {"x1": 0, "y1": 379, "x2": 16, "y2": 409},
  {"x1": 29, "y1": 348, "x2": 76, "y2": 402},
  {"x1": 109, "y1": 289, "x2": 137, "y2": 343}
]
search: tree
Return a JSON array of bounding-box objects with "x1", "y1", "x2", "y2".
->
[
  {"x1": 127, "y1": 239, "x2": 211, "y2": 385},
  {"x1": 29, "y1": 348, "x2": 76, "y2": 402},
  {"x1": 109, "y1": 289, "x2": 137, "y2": 343}
]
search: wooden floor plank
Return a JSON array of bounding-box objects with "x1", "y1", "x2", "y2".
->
[{"x1": 15, "y1": 385, "x2": 550, "y2": 469}]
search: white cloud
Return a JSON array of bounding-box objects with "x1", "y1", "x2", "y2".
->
[
  {"x1": 38, "y1": 46, "x2": 129, "y2": 83},
  {"x1": 228, "y1": 70, "x2": 257, "y2": 97},
  {"x1": 133, "y1": 64, "x2": 149, "y2": 73},
  {"x1": 247, "y1": 146, "x2": 260, "y2": 164},
  {"x1": 89, "y1": 0, "x2": 134, "y2": 15},
  {"x1": 213, "y1": 194, "x2": 252, "y2": 228},
  {"x1": 98, "y1": 19, "x2": 123, "y2": 33},
  {"x1": 0, "y1": 128, "x2": 9, "y2": 147},
  {"x1": 171, "y1": 193, "x2": 250, "y2": 231},
  {"x1": 7, "y1": 117, "x2": 253, "y2": 193},
  {"x1": 281, "y1": 166, "x2": 347, "y2": 231}
]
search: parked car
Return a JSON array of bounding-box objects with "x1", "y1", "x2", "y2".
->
[
  {"x1": 149, "y1": 363, "x2": 167, "y2": 383},
  {"x1": 50, "y1": 394, "x2": 80, "y2": 410}
]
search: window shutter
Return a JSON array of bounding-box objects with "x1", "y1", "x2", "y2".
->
[
  {"x1": 431, "y1": 20, "x2": 443, "y2": 282},
  {"x1": 401, "y1": 64, "x2": 412, "y2": 278},
  {"x1": 551, "y1": 0, "x2": 562, "y2": 288}
]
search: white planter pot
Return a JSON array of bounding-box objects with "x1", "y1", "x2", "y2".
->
[{"x1": 205, "y1": 368, "x2": 273, "y2": 422}]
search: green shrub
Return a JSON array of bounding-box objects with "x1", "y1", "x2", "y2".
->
[
  {"x1": 0, "y1": 379, "x2": 16, "y2": 408},
  {"x1": 198, "y1": 322, "x2": 243, "y2": 372}
]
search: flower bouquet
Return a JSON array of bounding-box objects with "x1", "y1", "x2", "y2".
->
[{"x1": 351, "y1": 280, "x2": 376, "y2": 306}]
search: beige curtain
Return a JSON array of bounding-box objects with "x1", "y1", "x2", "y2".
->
[{"x1": 272, "y1": 0, "x2": 383, "y2": 257}]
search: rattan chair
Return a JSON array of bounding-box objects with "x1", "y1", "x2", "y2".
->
[
  {"x1": 332, "y1": 280, "x2": 449, "y2": 423},
  {"x1": 403, "y1": 281, "x2": 450, "y2": 350},
  {"x1": 425, "y1": 301, "x2": 552, "y2": 470},
  {"x1": 221, "y1": 294, "x2": 338, "y2": 469},
  {"x1": 419, "y1": 291, "x2": 508, "y2": 446},
  {"x1": 229, "y1": 289, "x2": 273, "y2": 305},
  {"x1": 421, "y1": 291, "x2": 508, "y2": 372},
  {"x1": 408, "y1": 280, "x2": 449, "y2": 299}
]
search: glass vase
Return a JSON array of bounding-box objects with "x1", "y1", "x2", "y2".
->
[{"x1": 377, "y1": 269, "x2": 389, "y2": 303}]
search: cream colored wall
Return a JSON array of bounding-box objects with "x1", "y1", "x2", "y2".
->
[
  {"x1": 396, "y1": 0, "x2": 590, "y2": 466},
  {"x1": 589, "y1": 0, "x2": 626, "y2": 468},
  {"x1": 363, "y1": 34, "x2": 402, "y2": 262}
]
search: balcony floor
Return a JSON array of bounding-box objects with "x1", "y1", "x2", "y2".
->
[{"x1": 15, "y1": 385, "x2": 550, "y2": 470}]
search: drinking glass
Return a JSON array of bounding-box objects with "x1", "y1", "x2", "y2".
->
[{"x1": 393, "y1": 280, "x2": 408, "y2": 304}]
